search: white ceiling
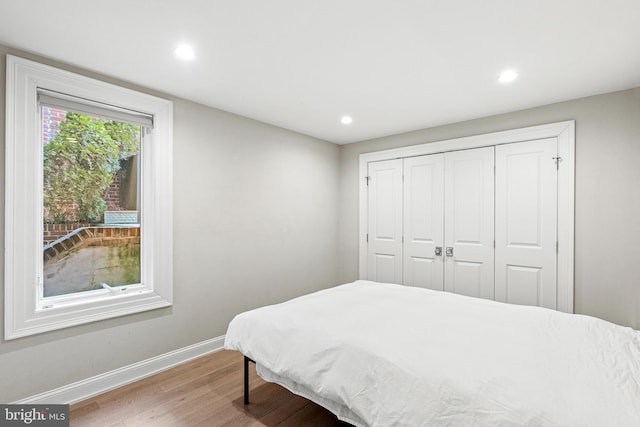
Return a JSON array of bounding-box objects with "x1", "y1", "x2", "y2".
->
[{"x1": 1, "y1": 1, "x2": 639, "y2": 144}]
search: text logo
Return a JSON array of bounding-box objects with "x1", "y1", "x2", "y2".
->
[{"x1": 0, "y1": 405, "x2": 69, "y2": 426}]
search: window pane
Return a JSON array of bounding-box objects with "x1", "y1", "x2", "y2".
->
[{"x1": 42, "y1": 107, "x2": 142, "y2": 297}]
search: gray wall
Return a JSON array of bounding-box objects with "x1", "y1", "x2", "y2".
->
[
  {"x1": 0, "y1": 45, "x2": 340, "y2": 403},
  {"x1": 339, "y1": 87, "x2": 640, "y2": 329}
]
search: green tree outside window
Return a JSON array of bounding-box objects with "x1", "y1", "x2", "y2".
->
[{"x1": 43, "y1": 112, "x2": 140, "y2": 223}]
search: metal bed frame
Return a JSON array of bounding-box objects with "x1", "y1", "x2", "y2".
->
[{"x1": 244, "y1": 355, "x2": 255, "y2": 404}]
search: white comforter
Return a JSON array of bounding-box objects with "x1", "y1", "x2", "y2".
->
[{"x1": 224, "y1": 280, "x2": 640, "y2": 426}]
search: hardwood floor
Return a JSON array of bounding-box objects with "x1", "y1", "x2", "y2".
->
[{"x1": 70, "y1": 350, "x2": 351, "y2": 426}]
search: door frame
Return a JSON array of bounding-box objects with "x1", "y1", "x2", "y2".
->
[{"x1": 359, "y1": 121, "x2": 575, "y2": 313}]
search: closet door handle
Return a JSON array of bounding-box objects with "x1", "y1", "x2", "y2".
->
[
  {"x1": 445, "y1": 247, "x2": 454, "y2": 257},
  {"x1": 435, "y1": 246, "x2": 442, "y2": 256}
]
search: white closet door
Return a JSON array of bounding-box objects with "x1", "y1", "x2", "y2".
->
[
  {"x1": 495, "y1": 139, "x2": 558, "y2": 309},
  {"x1": 367, "y1": 159, "x2": 403, "y2": 284},
  {"x1": 444, "y1": 147, "x2": 495, "y2": 299},
  {"x1": 403, "y1": 154, "x2": 444, "y2": 290}
]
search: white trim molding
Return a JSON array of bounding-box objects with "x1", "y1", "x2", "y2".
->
[
  {"x1": 5, "y1": 55, "x2": 174, "y2": 339},
  {"x1": 359, "y1": 121, "x2": 575, "y2": 313},
  {"x1": 12, "y1": 336, "x2": 226, "y2": 405}
]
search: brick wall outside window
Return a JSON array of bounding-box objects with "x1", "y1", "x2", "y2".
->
[{"x1": 42, "y1": 106, "x2": 65, "y2": 145}]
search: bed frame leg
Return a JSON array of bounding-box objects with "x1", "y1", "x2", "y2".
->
[{"x1": 244, "y1": 355, "x2": 255, "y2": 405}]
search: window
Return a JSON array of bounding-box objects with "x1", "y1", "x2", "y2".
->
[
  {"x1": 5, "y1": 55, "x2": 173, "y2": 339},
  {"x1": 41, "y1": 106, "x2": 143, "y2": 300}
]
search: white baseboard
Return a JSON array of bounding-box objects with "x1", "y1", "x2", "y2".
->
[{"x1": 13, "y1": 335, "x2": 226, "y2": 405}]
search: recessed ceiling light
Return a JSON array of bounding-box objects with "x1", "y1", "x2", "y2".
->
[
  {"x1": 175, "y1": 44, "x2": 195, "y2": 60},
  {"x1": 341, "y1": 116, "x2": 353, "y2": 125},
  {"x1": 498, "y1": 69, "x2": 517, "y2": 83}
]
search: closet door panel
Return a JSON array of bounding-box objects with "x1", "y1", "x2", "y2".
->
[
  {"x1": 449, "y1": 260, "x2": 483, "y2": 297},
  {"x1": 444, "y1": 147, "x2": 495, "y2": 300},
  {"x1": 367, "y1": 159, "x2": 403, "y2": 284},
  {"x1": 403, "y1": 155, "x2": 444, "y2": 290},
  {"x1": 495, "y1": 139, "x2": 558, "y2": 309}
]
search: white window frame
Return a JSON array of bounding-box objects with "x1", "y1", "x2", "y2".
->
[{"x1": 5, "y1": 55, "x2": 173, "y2": 339}]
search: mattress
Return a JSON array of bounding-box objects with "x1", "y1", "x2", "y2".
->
[{"x1": 224, "y1": 280, "x2": 640, "y2": 426}]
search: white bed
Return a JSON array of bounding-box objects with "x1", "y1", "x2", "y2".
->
[{"x1": 224, "y1": 280, "x2": 640, "y2": 426}]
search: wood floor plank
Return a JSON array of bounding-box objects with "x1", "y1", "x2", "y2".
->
[{"x1": 70, "y1": 350, "x2": 351, "y2": 427}]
